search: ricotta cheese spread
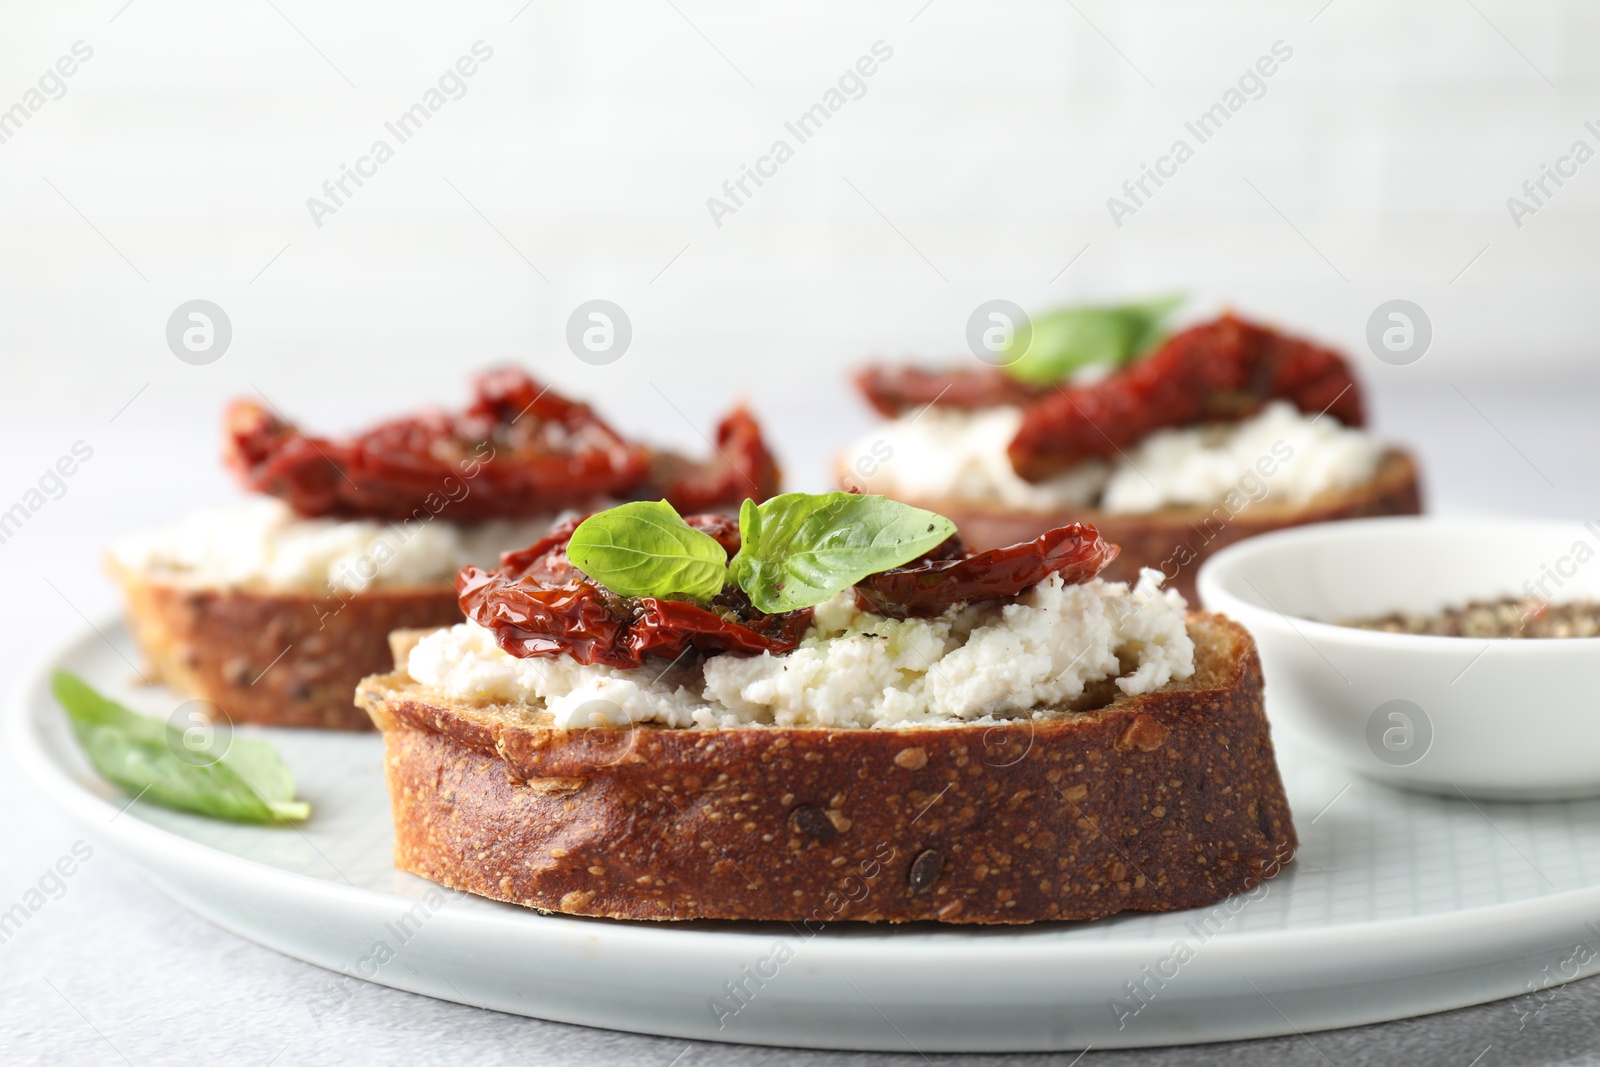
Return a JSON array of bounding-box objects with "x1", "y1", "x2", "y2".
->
[
  {"x1": 845, "y1": 400, "x2": 1381, "y2": 515},
  {"x1": 844, "y1": 406, "x2": 1110, "y2": 511},
  {"x1": 111, "y1": 498, "x2": 563, "y2": 593},
  {"x1": 406, "y1": 568, "x2": 1195, "y2": 729}
]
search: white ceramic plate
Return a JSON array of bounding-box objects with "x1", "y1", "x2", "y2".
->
[{"x1": 15, "y1": 621, "x2": 1600, "y2": 1052}]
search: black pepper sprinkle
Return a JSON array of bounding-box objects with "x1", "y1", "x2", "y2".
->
[
  {"x1": 791, "y1": 805, "x2": 838, "y2": 839},
  {"x1": 909, "y1": 849, "x2": 942, "y2": 892}
]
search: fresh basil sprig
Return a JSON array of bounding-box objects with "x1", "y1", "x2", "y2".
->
[
  {"x1": 729, "y1": 492, "x2": 957, "y2": 613},
  {"x1": 52, "y1": 671, "x2": 310, "y2": 824},
  {"x1": 562, "y1": 493, "x2": 958, "y2": 614},
  {"x1": 1002, "y1": 295, "x2": 1183, "y2": 385},
  {"x1": 567, "y1": 499, "x2": 729, "y2": 601}
]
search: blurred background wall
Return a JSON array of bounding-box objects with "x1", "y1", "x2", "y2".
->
[
  {"x1": 0, "y1": 0, "x2": 1595, "y2": 538},
  {"x1": 3, "y1": 0, "x2": 1597, "y2": 401}
]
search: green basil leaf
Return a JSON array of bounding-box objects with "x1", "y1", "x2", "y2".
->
[
  {"x1": 1002, "y1": 295, "x2": 1183, "y2": 385},
  {"x1": 216, "y1": 736, "x2": 308, "y2": 817},
  {"x1": 1120, "y1": 294, "x2": 1184, "y2": 355},
  {"x1": 729, "y1": 493, "x2": 957, "y2": 613},
  {"x1": 51, "y1": 671, "x2": 310, "y2": 824},
  {"x1": 566, "y1": 499, "x2": 729, "y2": 601}
]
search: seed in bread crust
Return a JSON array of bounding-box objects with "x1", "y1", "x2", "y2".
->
[
  {"x1": 221, "y1": 656, "x2": 252, "y2": 686},
  {"x1": 894, "y1": 747, "x2": 928, "y2": 770},
  {"x1": 1116, "y1": 714, "x2": 1170, "y2": 752},
  {"x1": 910, "y1": 849, "x2": 943, "y2": 892},
  {"x1": 791, "y1": 805, "x2": 838, "y2": 839}
]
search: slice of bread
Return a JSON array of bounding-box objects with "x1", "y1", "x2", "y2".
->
[
  {"x1": 355, "y1": 612, "x2": 1297, "y2": 924},
  {"x1": 889, "y1": 449, "x2": 1421, "y2": 603},
  {"x1": 113, "y1": 562, "x2": 461, "y2": 730}
]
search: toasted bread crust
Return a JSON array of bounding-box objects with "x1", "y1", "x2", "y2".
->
[
  {"x1": 113, "y1": 564, "x2": 462, "y2": 730},
  {"x1": 896, "y1": 449, "x2": 1421, "y2": 602},
  {"x1": 356, "y1": 613, "x2": 1296, "y2": 924}
]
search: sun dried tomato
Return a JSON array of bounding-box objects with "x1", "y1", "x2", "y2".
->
[
  {"x1": 458, "y1": 514, "x2": 811, "y2": 669},
  {"x1": 1007, "y1": 314, "x2": 1364, "y2": 480},
  {"x1": 466, "y1": 515, "x2": 1118, "y2": 665},
  {"x1": 854, "y1": 523, "x2": 1118, "y2": 619},
  {"x1": 224, "y1": 368, "x2": 779, "y2": 520},
  {"x1": 852, "y1": 315, "x2": 1364, "y2": 482},
  {"x1": 647, "y1": 406, "x2": 783, "y2": 514},
  {"x1": 854, "y1": 364, "x2": 1049, "y2": 417}
]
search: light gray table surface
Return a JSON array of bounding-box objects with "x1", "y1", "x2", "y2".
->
[{"x1": 3, "y1": 375, "x2": 1599, "y2": 1066}]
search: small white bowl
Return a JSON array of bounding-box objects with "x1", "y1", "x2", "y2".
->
[{"x1": 1197, "y1": 516, "x2": 1600, "y2": 800}]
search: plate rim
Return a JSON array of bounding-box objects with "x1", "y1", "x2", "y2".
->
[
  {"x1": 15, "y1": 618, "x2": 1600, "y2": 965},
  {"x1": 16, "y1": 617, "x2": 1600, "y2": 1051}
]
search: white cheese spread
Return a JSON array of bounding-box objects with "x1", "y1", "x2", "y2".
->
[
  {"x1": 845, "y1": 400, "x2": 1381, "y2": 514},
  {"x1": 111, "y1": 498, "x2": 563, "y2": 593},
  {"x1": 405, "y1": 568, "x2": 1195, "y2": 729},
  {"x1": 843, "y1": 405, "x2": 1110, "y2": 511}
]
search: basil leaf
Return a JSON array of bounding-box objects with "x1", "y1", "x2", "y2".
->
[
  {"x1": 1003, "y1": 295, "x2": 1183, "y2": 385},
  {"x1": 51, "y1": 671, "x2": 310, "y2": 824},
  {"x1": 213, "y1": 736, "x2": 308, "y2": 817},
  {"x1": 729, "y1": 493, "x2": 957, "y2": 613},
  {"x1": 566, "y1": 499, "x2": 729, "y2": 601}
]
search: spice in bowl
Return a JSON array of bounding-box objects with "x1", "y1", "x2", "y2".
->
[{"x1": 1339, "y1": 597, "x2": 1600, "y2": 639}]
